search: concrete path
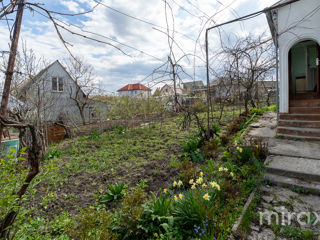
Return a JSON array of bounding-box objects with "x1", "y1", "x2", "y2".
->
[{"x1": 245, "y1": 112, "x2": 320, "y2": 239}]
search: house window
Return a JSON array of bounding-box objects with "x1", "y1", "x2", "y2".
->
[{"x1": 52, "y1": 77, "x2": 63, "y2": 92}]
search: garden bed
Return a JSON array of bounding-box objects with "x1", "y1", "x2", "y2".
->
[{"x1": 0, "y1": 106, "x2": 275, "y2": 239}]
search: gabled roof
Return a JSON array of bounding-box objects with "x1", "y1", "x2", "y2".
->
[
  {"x1": 15, "y1": 60, "x2": 86, "y2": 100},
  {"x1": 117, "y1": 83, "x2": 151, "y2": 92}
]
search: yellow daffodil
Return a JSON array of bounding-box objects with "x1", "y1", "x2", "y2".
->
[
  {"x1": 224, "y1": 168, "x2": 228, "y2": 172},
  {"x1": 178, "y1": 193, "x2": 183, "y2": 199},
  {"x1": 256, "y1": 145, "x2": 259, "y2": 148},
  {"x1": 230, "y1": 172, "x2": 234, "y2": 177},
  {"x1": 203, "y1": 193, "x2": 210, "y2": 201},
  {"x1": 163, "y1": 188, "x2": 168, "y2": 193},
  {"x1": 219, "y1": 167, "x2": 223, "y2": 172},
  {"x1": 191, "y1": 184, "x2": 196, "y2": 189},
  {"x1": 235, "y1": 142, "x2": 238, "y2": 146},
  {"x1": 189, "y1": 179, "x2": 194, "y2": 185},
  {"x1": 239, "y1": 148, "x2": 243, "y2": 153},
  {"x1": 173, "y1": 181, "x2": 177, "y2": 187},
  {"x1": 202, "y1": 183, "x2": 207, "y2": 188},
  {"x1": 216, "y1": 184, "x2": 221, "y2": 191},
  {"x1": 236, "y1": 146, "x2": 240, "y2": 151},
  {"x1": 210, "y1": 181, "x2": 217, "y2": 188},
  {"x1": 196, "y1": 177, "x2": 203, "y2": 184},
  {"x1": 154, "y1": 232, "x2": 159, "y2": 238},
  {"x1": 177, "y1": 180, "x2": 183, "y2": 187},
  {"x1": 173, "y1": 195, "x2": 178, "y2": 201},
  {"x1": 200, "y1": 172, "x2": 204, "y2": 177}
]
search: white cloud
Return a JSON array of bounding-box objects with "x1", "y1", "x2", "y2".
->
[{"x1": 0, "y1": 0, "x2": 275, "y2": 93}]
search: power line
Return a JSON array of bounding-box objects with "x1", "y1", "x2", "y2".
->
[
  {"x1": 206, "y1": 0, "x2": 301, "y2": 32},
  {"x1": 92, "y1": 0, "x2": 196, "y2": 42},
  {"x1": 30, "y1": 7, "x2": 165, "y2": 62}
]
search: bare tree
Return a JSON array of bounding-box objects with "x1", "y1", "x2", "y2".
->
[
  {"x1": 218, "y1": 34, "x2": 275, "y2": 113},
  {"x1": 65, "y1": 56, "x2": 95, "y2": 125}
]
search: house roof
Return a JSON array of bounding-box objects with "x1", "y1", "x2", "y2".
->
[
  {"x1": 117, "y1": 83, "x2": 151, "y2": 92},
  {"x1": 15, "y1": 60, "x2": 86, "y2": 100},
  {"x1": 265, "y1": 0, "x2": 301, "y2": 45}
]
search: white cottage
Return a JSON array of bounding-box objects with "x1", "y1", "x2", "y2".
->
[
  {"x1": 267, "y1": 0, "x2": 320, "y2": 140},
  {"x1": 117, "y1": 83, "x2": 151, "y2": 98},
  {"x1": 16, "y1": 60, "x2": 94, "y2": 125}
]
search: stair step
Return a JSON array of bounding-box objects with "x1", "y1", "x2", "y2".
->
[
  {"x1": 264, "y1": 173, "x2": 320, "y2": 195},
  {"x1": 266, "y1": 155, "x2": 320, "y2": 182},
  {"x1": 290, "y1": 107, "x2": 320, "y2": 114},
  {"x1": 280, "y1": 114, "x2": 320, "y2": 121},
  {"x1": 269, "y1": 139, "x2": 320, "y2": 159},
  {"x1": 278, "y1": 126, "x2": 320, "y2": 137},
  {"x1": 290, "y1": 99, "x2": 320, "y2": 107},
  {"x1": 275, "y1": 134, "x2": 320, "y2": 142},
  {"x1": 278, "y1": 120, "x2": 320, "y2": 128}
]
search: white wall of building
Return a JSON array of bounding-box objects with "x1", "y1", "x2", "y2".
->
[{"x1": 276, "y1": 0, "x2": 320, "y2": 113}]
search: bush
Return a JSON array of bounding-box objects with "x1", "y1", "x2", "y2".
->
[
  {"x1": 250, "y1": 107, "x2": 264, "y2": 116},
  {"x1": 171, "y1": 189, "x2": 218, "y2": 238},
  {"x1": 112, "y1": 187, "x2": 147, "y2": 239},
  {"x1": 100, "y1": 182, "x2": 126, "y2": 206},
  {"x1": 139, "y1": 193, "x2": 175, "y2": 238},
  {"x1": 68, "y1": 208, "x2": 116, "y2": 240},
  {"x1": 89, "y1": 130, "x2": 100, "y2": 139},
  {"x1": 45, "y1": 149, "x2": 62, "y2": 160},
  {"x1": 180, "y1": 134, "x2": 205, "y2": 163}
]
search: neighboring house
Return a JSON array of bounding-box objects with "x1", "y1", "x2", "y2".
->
[
  {"x1": 210, "y1": 78, "x2": 276, "y2": 99},
  {"x1": 159, "y1": 84, "x2": 183, "y2": 96},
  {"x1": 117, "y1": 83, "x2": 151, "y2": 97},
  {"x1": 16, "y1": 60, "x2": 94, "y2": 125},
  {"x1": 182, "y1": 81, "x2": 205, "y2": 95},
  {"x1": 210, "y1": 78, "x2": 239, "y2": 98},
  {"x1": 266, "y1": 0, "x2": 320, "y2": 140}
]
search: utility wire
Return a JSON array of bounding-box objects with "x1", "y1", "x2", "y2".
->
[
  {"x1": 92, "y1": 0, "x2": 196, "y2": 42},
  {"x1": 206, "y1": 0, "x2": 301, "y2": 32},
  {"x1": 30, "y1": 7, "x2": 166, "y2": 62}
]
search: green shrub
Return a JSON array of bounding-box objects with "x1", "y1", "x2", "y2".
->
[
  {"x1": 68, "y1": 208, "x2": 116, "y2": 240},
  {"x1": 45, "y1": 149, "x2": 62, "y2": 160},
  {"x1": 180, "y1": 134, "x2": 205, "y2": 163},
  {"x1": 139, "y1": 193, "x2": 174, "y2": 238},
  {"x1": 117, "y1": 126, "x2": 125, "y2": 134},
  {"x1": 112, "y1": 187, "x2": 147, "y2": 239},
  {"x1": 171, "y1": 189, "x2": 218, "y2": 238},
  {"x1": 100, "y1": 182, "x2": 126, "y2": 205},
  {"x1": 250, "y1": 108, "x2": 264, "y2": 116},
  {"x1": 89, "y1": 130, "x2": 100, "y2": 139}
]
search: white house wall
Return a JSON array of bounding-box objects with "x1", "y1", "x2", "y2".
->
[
  {"x1": 25, "y1": 61, "x2": 91, "y2": 124},
  {"x1": 277, "y1": 0, "x2": 320, "y2": 113}
]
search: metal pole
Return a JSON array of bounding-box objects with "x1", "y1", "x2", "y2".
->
[
  {"x1": 0, "y1": 0, "x2": 25, "y2": 143},
  {"x1": 275, "y1": 31, "x2": 279, "y2": 122},
  {"x1": 205, "y1": 29, "x2": 210, "y2": 131}
]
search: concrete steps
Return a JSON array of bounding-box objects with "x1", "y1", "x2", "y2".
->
[
  {"x1": 280, "y1": 114, "x2": 320, "y2": 121},
  {"x1": 277, "y1": 134, "x2": 320, "y2": 142},
  {"x1": 279, "y1": 99, "x2": 320, "y2": 140},
  {"x1": 290, "y1": 99, "x2": 320, "y2": 107},
  {"x1": 290, "y1": 107, "x2": 320, "y2": 114},
  {"x1": 278, "y1": 120, "x2": 320, "y2": 128},
  {"x1": 265, "y1": 154, "x2": 320, "y2": 193},
  {"x1": 264, "y1": 173, "x2": 320, "y2": 194},
  {"x1": 266, "y1": 155, "x2": 320, "y2": 182},
  {"x1": 278, "y1": 126, "x2": 320, "y2": 137}
]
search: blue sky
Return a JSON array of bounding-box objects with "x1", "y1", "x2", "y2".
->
[{"x1": 0, "y1": 0, "x2": 278, "y2": 93}]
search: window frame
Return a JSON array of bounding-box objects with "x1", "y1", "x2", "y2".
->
[{"x1": 52, "y1": 77, "x2": 64, "y2": 92}]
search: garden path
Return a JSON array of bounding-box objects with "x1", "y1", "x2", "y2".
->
[{"x1": 245, "y1": 112, "x2": 320, "y2": 239}]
